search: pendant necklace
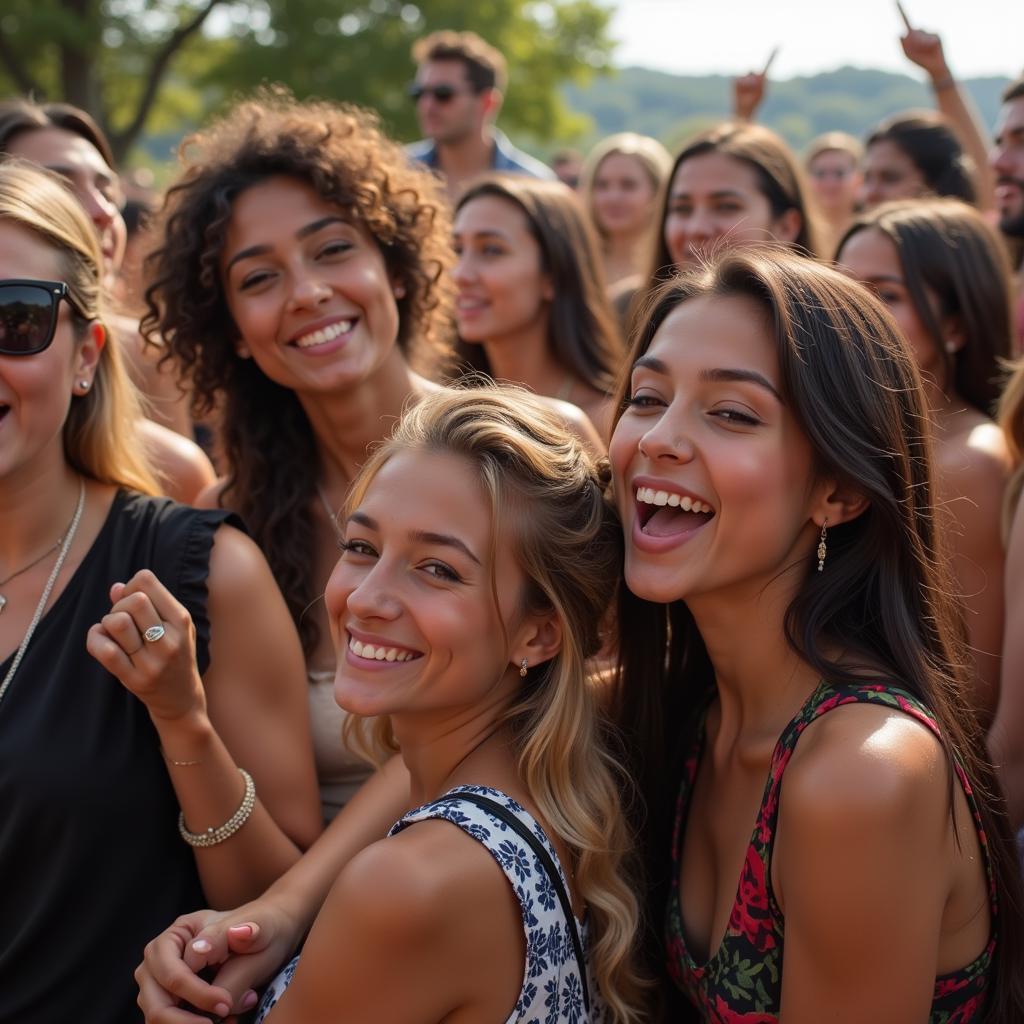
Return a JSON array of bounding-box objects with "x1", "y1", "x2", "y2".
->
[{"x1": 0, "y1": 538, "x2": 63, "y2": 614}]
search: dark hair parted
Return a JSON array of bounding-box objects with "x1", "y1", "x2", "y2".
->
[
  {"x1": 142, "y1": 87, "x2": 454, "y2": 655},
  {"x1": 454, "y1": 175, "x2": 624, "y2": 395},
  {"x1": 411, "y1": 30, "x2": 507, "y2": 94},
  {"x1": 642, "y1": 122, "x2": 820, "y2": 297},
  {"x1": 0, "y1": 98, "x2": 118, "y2": 171},
  {"x1": 866, "y1": 111, "x2": 976, "y2": 204},
  {"x1": 838, "y1": 198, "x2": 1015, "y2": 416},
  {"x1": 610, "y1": 248, "x2": 1024, "y2": 1020}
]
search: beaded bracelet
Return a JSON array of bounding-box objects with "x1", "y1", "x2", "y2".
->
[{"x1": 178, "y1": 768, "x2": 256, "y2": 848}]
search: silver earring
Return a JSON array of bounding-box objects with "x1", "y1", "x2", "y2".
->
[
  {"x1": 519, "y1": 658, "x2": 529, "y2": 678},
  {"x1": 817, "y1": 520, "x2": 828, "y2": 572},
  {"x1": 78, "y1": 380, "x2": 90, "y2": 391}
]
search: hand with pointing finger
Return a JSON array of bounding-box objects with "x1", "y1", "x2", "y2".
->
[{"x1": 897, "y1": 3, "x2": 951, "y2": 82}]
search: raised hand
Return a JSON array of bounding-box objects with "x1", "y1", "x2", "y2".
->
[
  {"x1": 86, "y1": 569, "x2": 206, "y2": 724},
  {"x1": 897, "y1": 3, "x2": 950, "y2": 80},
  {"x1": 733, "y1": 47, "x2": 778, "y2": 122}
]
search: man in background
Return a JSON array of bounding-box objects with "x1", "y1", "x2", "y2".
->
[
  {"x1": 992, "y1": 75, "x2": 1024, "y2": 351},
  {"x1": 407, "y1": 30, "x2": 554, "y2": 200}
]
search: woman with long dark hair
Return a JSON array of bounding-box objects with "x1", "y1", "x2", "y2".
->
[
  {"x1": 452, "y1": 174, "x2": 623, "y2": 438},
  {"x1": 837, "y1": 198, "x2": 1013, "y2": 721},
  {"x1": 609, "y1": 247, "x2": 1023, "y2": 1021}
]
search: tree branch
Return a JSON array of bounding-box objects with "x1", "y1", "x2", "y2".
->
[
  {"x1": 110, "y1": 0, "x2": 225, "y2": 160},
  {"x1": 0, "y1": 29, "x2": 45, "y2": 97}
]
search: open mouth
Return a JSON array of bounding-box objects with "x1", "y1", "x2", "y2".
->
[
  {"x1": 635, "y1": 485, "x2": 715, "y2": 537},
  {"x1": 347, "y1": 633, "x2": 423, "y2": 664}
]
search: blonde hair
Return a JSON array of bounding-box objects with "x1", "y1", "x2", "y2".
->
[
  {"x1": 580, "y1": 133, "x2": 673, "y2": 244},
  {"x1": 0, "y1": 160, "x2": 157, "y2": 493},
  {"x1": 344, "y1": 384, "x2": 644, "y2": 1022},
  {"x1": 805, "y1": 130, "x2": 864, "y2": 166}
]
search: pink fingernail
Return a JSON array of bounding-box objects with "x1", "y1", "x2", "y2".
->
[
  {"x1": 214, "y1": 1003, "x2": 230, "y2": 1018},
  {"x1": 192, "y1": 938, "x2": 212, "y2": 953},
  {"x1": 229, "y1": 923, "x2": 256, "y2": 938},
  {"x1": 241, "y1": 990, "x2": 259, "y2": 1010}
]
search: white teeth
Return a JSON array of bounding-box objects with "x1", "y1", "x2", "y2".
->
[
  {"x1": 348, "y1": 635, "x2": 416, "y2": 662},
  {"x1": 634, "y1": 487, "x2": 712, "y2": 514},
  {"x1": 295, "y1": 319, "x2": 354, "y2": 349}
]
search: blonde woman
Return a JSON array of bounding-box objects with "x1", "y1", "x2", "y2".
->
[
  {"x1": 0, "y1": 160, "x2": 320, "y2": 1023},
  {"x1": 137, "y1": 386, "x2": 644, "y2": 1023},
  {"x1": 580, "y1": 133, "x2": 672, "y2": 295}
]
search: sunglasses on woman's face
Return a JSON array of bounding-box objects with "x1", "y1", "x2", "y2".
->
[{"x1": 0, "y1": 279, "x2": 86, "y2": 356}]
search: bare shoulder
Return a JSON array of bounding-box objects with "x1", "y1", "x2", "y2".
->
[
  {"x1": 194, "y1": 476, "x2": 230, "y2": 511},
  {"x1": 782, "y1": 700, "x2": 948, "y2": 829},
  {"x1": 536, "y1": 396, "x2": 605, "y2": 453},
  {"x1": 206, "y1": 523, "x2": 276, "y2": 596},
  {"x1": 939, "y1": 417, "x2": 1010, "y2": 486},
  {"x1": 138, "y1": 419, "x2": 216, "y2": 504}
]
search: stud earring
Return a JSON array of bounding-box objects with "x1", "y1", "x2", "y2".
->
[
  {"x1": 817, "y1": 520, "x2": 828, "y2": 572},
  {"x1": 78, "y1": 380, "x2": 90, "y2": 391},
  {"x1": 519, "y1": 658, "x2": 529, "y2": 678},
  {"x1": 945, "y1": 341, "x2": 957, "y2": 354}
]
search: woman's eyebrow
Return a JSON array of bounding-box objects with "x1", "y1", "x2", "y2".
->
[
  {"x1": 698, "y1": 367, "x2": 782, "y2": 402},
  {"x1": 346, "y1": 512, "x2": 481, "y2": 566}
]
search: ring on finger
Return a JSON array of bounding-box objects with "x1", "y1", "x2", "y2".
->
[{"x1": 143, "y1": 624, "x2": 166, "y2": 643}]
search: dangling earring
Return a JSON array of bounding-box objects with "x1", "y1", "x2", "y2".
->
[
  {"x1": 817, "y1": 520, "x2": 828, "y2": 572},
  {"x1": 519, "y1": 658, "x2": 529, "y2": 678}
]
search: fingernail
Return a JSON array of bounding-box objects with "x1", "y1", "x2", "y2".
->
[
  {"x1": 192, "y1": 938, "x2": 212, "y2": 953},
  {"x1": 241, "y1": 990, "x2": 259, "y2": 1010},
  {"x1": 214, "y1": 1003, "x2": 230, "y2": 1018},
  {"x1": 229, "y1": 922, "x2": 258, "y2": 938}
]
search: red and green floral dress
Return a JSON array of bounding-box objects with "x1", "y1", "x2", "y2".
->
[{"x1": 665, "y1": 680, "x2": 997, "y2": 1023}]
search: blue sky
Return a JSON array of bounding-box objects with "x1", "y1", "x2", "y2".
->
[{"x1": 610, "y1": 0, "x2": 1023, "y2": 79}]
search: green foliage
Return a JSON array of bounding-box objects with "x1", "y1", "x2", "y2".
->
[
  {"x1": 0, "y1": 0, "x2": 614, "y2": 163},
  {"x1": 562, "y1": 65, "x2": 1012, "y2": 157}
]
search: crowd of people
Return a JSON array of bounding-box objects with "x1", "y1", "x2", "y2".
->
[{"x1": 1, "y1": 16, "x2": 1024, "y2": 1024}]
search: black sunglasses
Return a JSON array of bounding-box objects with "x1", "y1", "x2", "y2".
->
[
  {"x1": 0, "y1": 279, "x2": 88, "y2": 356},
  {"x1": 407, "y1": 83, "x2": 474, "y2": 104}
]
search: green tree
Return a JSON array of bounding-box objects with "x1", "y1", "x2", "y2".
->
[{"x1": 0, "y1": 0, "x2": 614, "y2": 164}]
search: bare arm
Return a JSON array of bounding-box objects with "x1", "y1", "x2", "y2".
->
[
  {"x1": 991, "y1": 494, "x2": 1024, "y2": 826},
  {"x1": 775, "y1": 705, "x2": 974, "y2": 1022},
  {"x1": 899, "y1": 19, "x2": 996, "y2": 210},
  {"x1": 136, "y1": 756, "x2": 410, "y2": 1022},
  {"x1": 87, "y1": 526, "x2": 322, "y2": 909}
]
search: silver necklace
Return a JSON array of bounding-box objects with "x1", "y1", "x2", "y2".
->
[
  {"x1": 0, "y1": 538, "x2": 65, "y2": 614},
  {"x1": 0, "y1": 479, "x2": 86, "y2": 706},
  {"x1": 317, "y1": 484, "x2": 345, "y2": 542}
]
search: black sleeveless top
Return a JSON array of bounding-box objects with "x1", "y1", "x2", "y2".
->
[{"x1": 0, "y1": 491, "x2": 238, "y2": 1024}]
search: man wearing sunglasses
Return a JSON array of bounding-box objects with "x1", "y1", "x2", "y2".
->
[{"x1": 406, "y1": 30, "x2": 554, "y2": 201}]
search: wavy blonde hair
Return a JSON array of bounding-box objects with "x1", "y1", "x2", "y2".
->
[
  {"x1": 344, "y1": 384, "x2": 645, "y2": 1022},
  {"x1": 0, "y1": 160, "x2": 156, "y2": 493}
]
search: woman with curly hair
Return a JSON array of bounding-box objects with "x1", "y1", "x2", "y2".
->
[{"x1": 143, "y1": 88, "x2": 456, "y2": 821}]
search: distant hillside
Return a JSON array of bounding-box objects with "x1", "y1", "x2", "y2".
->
[{"x1": 560, "y1": 65, "x2": 1010, "y2": 155}]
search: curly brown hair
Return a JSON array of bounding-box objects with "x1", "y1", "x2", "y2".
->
[{"x1": 142, "y1": 87, "x2": 455, "y2": 655}]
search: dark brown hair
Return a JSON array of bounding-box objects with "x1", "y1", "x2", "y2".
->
[
  {"x1": 610, "y1": 248, "x2": 1024, "y2": 1020},
  {"x1": 142, "y1": 87, "x2": 454, "y2": 654},
  {"x1": 411, "y1": 30, "x2": 508, "y2": 94},
  {"x1": 837, "y1": 198, "x2": 1014, "y2": 416},
  {"x1": 0, "y1": 98, "x2": 118, "y2": 171},
  {"x1": 453, "y1": 175, "x2": 624, "y2": 395},
  {"x1": 1002, "y1": 76, "x2": 1024, "y2": 103},
  {"x1": 866, "y1": 111, "x2": 976, "y2": 204},
  {"x1": 642, "y1": 122, "x2": 820, "y2": 299}
]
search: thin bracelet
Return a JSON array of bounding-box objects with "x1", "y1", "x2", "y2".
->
[
  {"x1": 179, "y1": 769, "x2": 256, "y2": 848},
  {"x1": 161, "y1": 747, "x2": 203, "y2": 767}
]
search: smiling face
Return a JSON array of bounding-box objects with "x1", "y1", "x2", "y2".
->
[
  {"x1": 592, "y1": 152, "x2": 659, "y2": 239},
  {"x1": 220, "y1": 175, "x2": 404, "y2": 396},
  {"x1": 0, "y1": 222, "x2": 98, "y2": 482},
  {"x1": 836, "y1": 228, "x2": 946, "y2": 386},
  {"x1": 860, "y1": 140, "x2": 928, "y2": 210},
  {"x1": 6, "y1": 127, "x2": 127, "y2": 278},
  {"x1": 325, "y1": 449, "x2": 533, "y2": 722},
  {"x1": 663, "y1": 152, "x2": 798, "y2": 269},
  {"x1": 452, "y1": 194, "x2": 552, "y2": 345},
  {"x1": 609, "y1": 294, "x2": 822, "y2": 607}
]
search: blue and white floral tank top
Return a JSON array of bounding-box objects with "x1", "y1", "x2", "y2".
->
[{"x1": 255, "y1": 784, "x2": 602, "y2": 1024}]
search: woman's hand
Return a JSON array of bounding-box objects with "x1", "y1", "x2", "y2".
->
[
  {"x1": 86, "y1": 569, "x2": 207, "y2": 724},
  {"x1": 136, "y1": 903, "x2": 304, "y2": 1022}
]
